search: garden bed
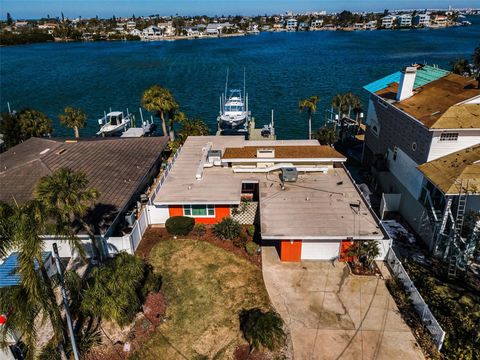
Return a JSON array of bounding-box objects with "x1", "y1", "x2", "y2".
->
[
  {"x1": 137, "y1": 226, "x2": 262, "y2": 267},
  {"x1": 346, "y1": 260, "x2": 382, "y2": 277}
]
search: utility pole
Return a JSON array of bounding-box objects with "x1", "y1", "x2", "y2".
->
[{"x1": 52, "y1": 243, "x2": 80, "y2": 360}]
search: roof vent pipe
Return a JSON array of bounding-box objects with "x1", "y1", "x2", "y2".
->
[{"x1": 396, "y1": 66, "x2": 417, "y2": 102}]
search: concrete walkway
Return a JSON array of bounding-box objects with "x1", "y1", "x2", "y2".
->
[{"x1": 262, "y1": 247, "x2": 425, "y2": 360}]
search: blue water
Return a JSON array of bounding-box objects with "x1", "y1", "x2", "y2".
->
[{"x1": 1, "y1": 17, "x2": 479, "y2": 140}]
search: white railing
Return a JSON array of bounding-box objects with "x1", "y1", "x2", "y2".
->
[
  {"x1": 105, "y1": 145, "x2": 184, "y2": 255},
  {"x1": 386, "y1": 248, "x2": 446, "y2": 350},
  {"x1": 149, "y1": 145, "x2": 183, "y2": 204}
]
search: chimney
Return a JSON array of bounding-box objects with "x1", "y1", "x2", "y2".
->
[{"x1": 396, "y1": 66, "x2": 417, "y2": 101}]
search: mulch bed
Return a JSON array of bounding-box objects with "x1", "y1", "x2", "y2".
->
[
  {"x1": 84, "y1": 292, "x2": 167, "y2": 360},
  {"x1": 234, "y1": 345, "x2": 271, "y2": 360},
  {"x1": 347, "y1": 261, "x2": 382, "y2": 277},
  {"x1": 136, "y1": 226, "x2": 262, "y2": 267}
]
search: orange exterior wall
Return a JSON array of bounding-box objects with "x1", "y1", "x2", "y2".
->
[
  {"x1": 280, "y1": 240, "x2": 302, "y2": 262},
  {"x1": 168, "y1": 205, "x2": 231, "y2": 224}
]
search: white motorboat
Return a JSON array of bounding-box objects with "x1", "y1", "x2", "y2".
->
[{"x1": 97, "y1": 111, "x2": 131, "y2": 136}]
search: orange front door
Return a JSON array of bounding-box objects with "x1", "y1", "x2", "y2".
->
[{"x1": 340, "y1": 240, "x2": 354, "y2": 262}]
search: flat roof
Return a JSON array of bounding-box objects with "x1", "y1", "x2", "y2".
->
[
  {"x1": 417, "y1": 144, "x2": 480, "y2": 195},
  {"x1": 223, "y1": 145, "x2": 345, "y2": 160},
  {"x1": 0, "y1": 137, "x2": 169, "y2": 215},
  {"x1": 154, "y1": 136, "x2": 383, "y2": 239},
  {"x1": 374, "y1": 73, "x2": 479, "y2": 129}
]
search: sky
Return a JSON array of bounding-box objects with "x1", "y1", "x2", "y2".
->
[{"x1": 0, "y1": 0, "x2": 478, "y2": 19}]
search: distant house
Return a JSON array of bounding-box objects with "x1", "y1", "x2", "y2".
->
[
  {"x1": 365, "y1": 20, "x2": 378, "y2": 30},
  {"x1": 396, "y1": 14, "x2": 412, "y2": 28},
  {"x1": 130, "y1": 28, "x2": 142, "y2": 37},
  {"x1": 432, "y1": 15, "x2": 448, "y2": 27},
  {"x1": 298, "y1": 22, "x2": 309, "y2": 31},
  {"x1": 285, "y1": 18, "x2": 297, "y2": 31},
  {"x1": 206, "y1": 22, "x2": 232, "y2": 35},
  {"x1": 273, "y1": 22, "x2": 284, "y2": 31},
  {"x1": 353, "y1": 23, "x2": 366, "y2": 30},
  {"x1": 126, "y1": 21, "x2": 136, "y2": 29},
  {"x1": 381, "y1": 15, "x2": 395, "y2": 28},
  {"x1": 413, "y1": 14, "x2": 431, "y2": 27},
  {"x1": 310, "y1": 19, "x2": 324, "y2": 29},
  {"x1": 38, "y1": 22, "x2": 57, "y2": 33},
  {"x1": 0, "y1": 136, "x2": 169, "y2": 257},
  {"x1": 14, "y1": 20, "x2": 28, "y2": 28},
  {"x1": 158, "y1": 21, "x2": 174, "y2": 36},
  {"x1": 142, "y1": 25, "x2": 162, "y2": 38}
]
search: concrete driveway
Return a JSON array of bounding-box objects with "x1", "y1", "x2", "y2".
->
[{"x1": 262, "y1": 247, "x2": 425, "y2": 360}]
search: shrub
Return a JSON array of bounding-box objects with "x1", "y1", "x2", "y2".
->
[
  {"x1": 245, "y1": 242, "x2": 259, "y2": 256},
  {"x1": 247, "y1": 225, "x2": 256, "y2": 237},
  {"x1": 192, "y1": 223, "x2": 207, "y2": 237},
  {"x1": 239, "y1": 308, "x2": 285, "y2": 352},
  {"x1": 233, "y1": 232, "x2": 248, "y2": 248},
  {"x1": 165, "y1": 216, "x2": 195, "y2": 236},
  {"x1": 213, "y1": 217, "x2": 241, "y2": 240},
  {"x1": 141, "y1": 266, "x2": 162, "y2": 299}
]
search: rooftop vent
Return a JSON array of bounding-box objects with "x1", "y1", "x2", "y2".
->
[
  {"x1": 281, "y1": 167, "x2": 298, "y2": 182},
  {"x1": 257, "y1": 148, "x2": 275, "y2": 158},
  {"x1": 207, "y1": 149, "x2": 222, "y2": 166},
  {"x1": 396, "y1": 66, "x2": 417, "y2": 102}
]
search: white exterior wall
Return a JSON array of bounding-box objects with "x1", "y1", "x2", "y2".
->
[
  {"x1": 428, "y1": 130, "x2": 480, "y2": 161},
  {"x1": 386, "y1": 147, "x2": 424, "y2": 200}
]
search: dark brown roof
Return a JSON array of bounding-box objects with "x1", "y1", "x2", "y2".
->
[
  {"x1": 376, "y1": 73, "x2": 479, "y2": 129},
  {"x1": 0, "y1": 137, "x2": 169, "y2": 212},
  {"x1": 222, "y1": 145, "x2": 346, "y2": 160}
]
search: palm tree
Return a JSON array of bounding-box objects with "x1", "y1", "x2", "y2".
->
[
  {"x1": 0, "y1": 201, "x2": 68, "y2": 359},
  {"x1": 17, "y1": 109, "x2": 53, "y2": 140},
  {"x1": 331, "y1": 92, "x2": 362, "y2": 118},
  {"x1": 345, "y1": 240, "x2": 380, "y2": 269},
  {"x1": 473, "y1": 46, "x2": 480, "y2": 89},
  {"x1": 59, "y1": 106, "x2": 87, "y2": 139},
  {"x1": 177, "y1": 116, "x2": 209, "y2": 143},
  {"x1": 35, "y1": 168, "x2": 101, "y2": 261},
  {"x1": 141, "y1": 85, "x2": 179, "y2": 140},
  {"x1": 313, "y1": 127, "x2": 338, "y2": 146},
  {"x1": 299, "y1": 96, "x2": 319, "y2": 140},
  {"x1": 451, "y1": 58, "x2": 471, "y2": 76}
]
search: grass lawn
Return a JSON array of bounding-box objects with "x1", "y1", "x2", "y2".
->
[{"x1": 132, "y1": 239, "x2": 272, "y2": 359}]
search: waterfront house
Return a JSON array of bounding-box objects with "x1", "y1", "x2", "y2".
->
[
  {"x1": 142, "y1": 25, "x2": 162, "y2": 38},
  {"x1": 432, "y1": 15, "x2": 448, "y2": 27},
  {"x1": 381, "y1": 15, "x2": 396, "y2": 29},
  {"x1": 126, "y1": 21, "x2": 136, "y2": 30},
  {"x1": 38, "y1": 22, "x2": 57, "y2": 34},
  {"x1": 310, "y1": 19, "x2": 324, "y2": 30},
  {"x1": 130, "y1": 28, "x2": 142, "y2": 37},
  {"x1": 273, "y1": 22, "x2": 284, "y2": 31},
  {"x1": 362, "y1": 65, "x2": 480, "y2": 252},
  {"x1": 285, "y1": 18, "x2": 298, "y2": 31},
  {"x1": 148, "y1": 136, "x2": 390, "y2": 262},
  {"x1": 413, "y1": 14, "x2": 431, "y2": 27},
  {"x1": 157, "y1": 21, "x2": 174, "y2": 36},
  {"x1": 0, "y1": 136, "x2": 169, "y2": 258},
  {"x1": 206, "y1": 22, "x2": 233, "y2": 35},
  {"x1": 353, "y1": 23, "x2": 366, "y2": 30},
  {"x1": 365, "y1": 20, "x2": 378, "y2": 30},
  {"x1": 396, "y1": 14, "x2": 412, "y2": 28},
  {"x1": 14, "y1": 20, "x2": 28, "y2": 28}
]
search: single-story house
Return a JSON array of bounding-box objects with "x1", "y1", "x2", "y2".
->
[
  {"x1": 150, "y1": 136, "x2": 390, "y2": 262},
  {"x1": 0, "y1": 136, "x2": 169, "y2": 257}
]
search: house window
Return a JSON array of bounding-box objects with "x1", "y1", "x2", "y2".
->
[
  {"x1": 183, "y1": 205, "x2": 215, "y2": 217},
  {"x1": 439, "y1": 133, "x2": 458, "y2": 142},
  {"x1": 242, "y1": 183, "x2": 256, "y2": 192}
]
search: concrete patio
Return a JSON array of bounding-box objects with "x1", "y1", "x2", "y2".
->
[{"x1": 262, "y1": 247, "x2": 425, "y2": 360}]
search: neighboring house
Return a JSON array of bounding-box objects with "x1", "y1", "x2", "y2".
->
[
  {"x1": 298, "y1": 22, "x2": 309, "y2": 31},
  {"x1": 126, "y1": 21, "x2": 136, "y2": 29},
  {"x1": 381, "y1": 15, "x2": 396, "y2": 28},
  {"x1": 353, "y1": 23, "x2": 366, "y2": 30},
  {"x1": 413, "y1": 14, "x2": 431, "y2": 27},
  {"x1": 273, "y1": 22, "x2": 284, "y2": 30},
  {"x1": 396, "y1": 14, "x2": 412, "y2": 27},
  {"x1": 310, "y1": 19, "x2": 324, "y2": 29},
  {"x1": 142, "y1": 25, "x2": 162, "y2": 38},
  {"x1": 14, "y1": 21, "x2": 28, "y2": 28},
  {"x1": 285, "y1": 18, "x2": 298, "y2": 31},
  {"x1": 149, "y1": 136, "x2": 390, "y2": 262},
  {"x1": 38, "y1": 22, "x2": 57, "y2": 34},
  {"x1": 362, "y1": 64, "x2": 480, "y2": 250},
  {"x1": 0, "y1": 136, "x2": 169, "y2": 257}
]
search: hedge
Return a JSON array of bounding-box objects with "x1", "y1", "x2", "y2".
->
[{"x1": 165, "y1": 216, "x2": 195, "y2": 236}]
